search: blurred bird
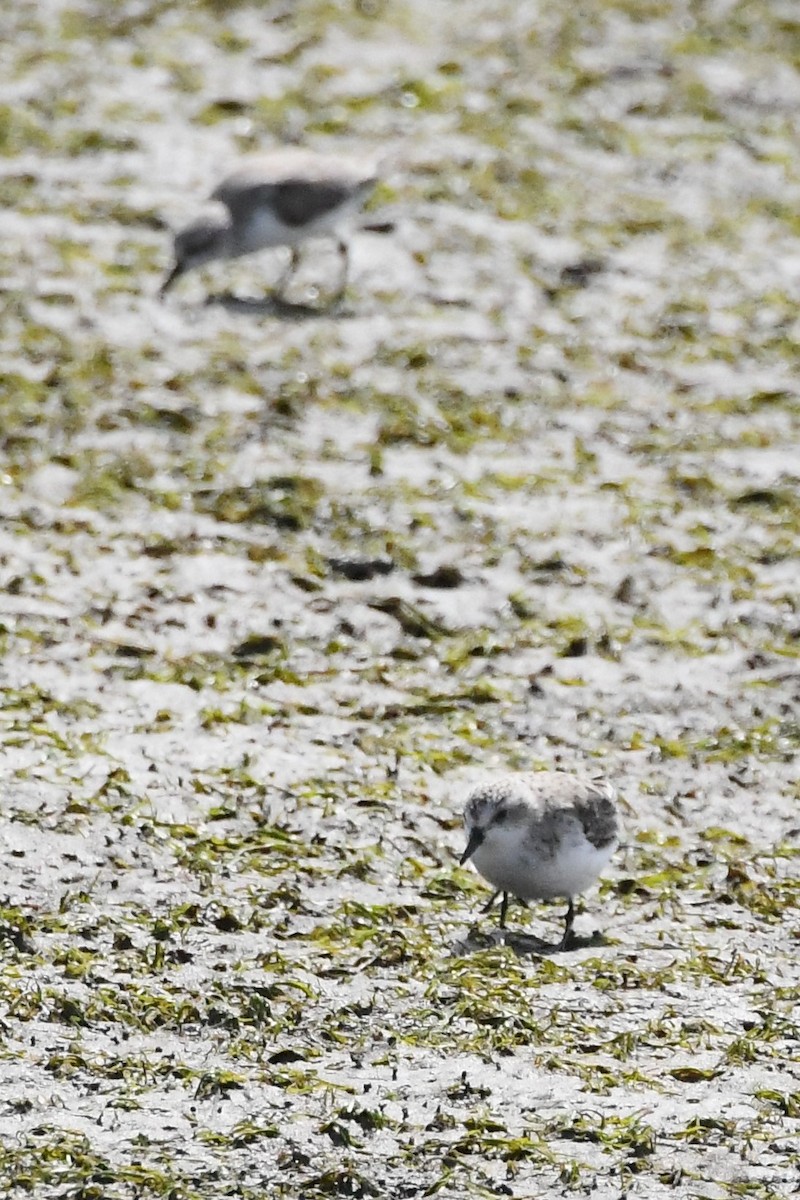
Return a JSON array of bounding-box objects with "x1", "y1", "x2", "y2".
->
[{"x1": 160, "y1": 147, "x2": 379, "y2": 303}]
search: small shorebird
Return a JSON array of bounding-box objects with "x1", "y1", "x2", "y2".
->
[
  {"x1": 459, "y1": 772, "x2": 620, "y2": 948},
  {"x1": 160, "y1": 147, "x2": 379, "y2": 303}
]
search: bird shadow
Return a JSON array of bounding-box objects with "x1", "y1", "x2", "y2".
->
[
  {"x1": 203, "y1": 291, "x2": 347, "y2": 319},
  {"x1": 452, "y1": 926, "x2": 609, "y2": 959}
]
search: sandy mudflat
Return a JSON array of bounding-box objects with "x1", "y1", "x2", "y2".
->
[{"x1": 1, "y1": 2, "x2": 799, "y2": 1196}]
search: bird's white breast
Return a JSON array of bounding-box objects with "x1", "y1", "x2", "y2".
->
[{"x1": 470, "y1": 822, "x2": 615, "y2": 901}]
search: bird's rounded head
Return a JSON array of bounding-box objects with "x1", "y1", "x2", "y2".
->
[{"x1": 160, "y1": 208, "x2": 232, "y2": 296}]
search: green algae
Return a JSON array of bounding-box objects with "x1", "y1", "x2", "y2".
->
[{"x1": 2, "y1": 0, "x2": 800, "y2": 1197}]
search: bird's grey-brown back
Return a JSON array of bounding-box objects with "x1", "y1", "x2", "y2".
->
[
  {"x1": 211, "y1": 149, "x2": 377, "y2": 221},
  {"x1": 464, "y1": 771, "x2": 619, "y2": 852},
  {"x1": 569, "y1": 779, "x2": 618, "y2": 849}
]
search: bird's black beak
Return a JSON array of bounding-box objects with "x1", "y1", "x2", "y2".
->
[
  {"x1": 159, "y1": 262, "x2": 183, "y2": 298},
  {"x1": 459, "y1": 827, "x2": 484, "y2": 866}
]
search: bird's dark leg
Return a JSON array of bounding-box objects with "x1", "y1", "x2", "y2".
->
[
  {"x1": 276, "y1": 246, "x2": 302, "y2": 297},
  {"x1": 332, "y1": 238, "x2": 349, "y2": 300},
  {"x1": 498, "y1": 892, "x2": 509, "y2": 929},
  {"x1": 559, "y1": 898, "x2": 576, "y2": 950},
  {"x1": 481, "y1": 891, "x2": 500, "y2": 914}
]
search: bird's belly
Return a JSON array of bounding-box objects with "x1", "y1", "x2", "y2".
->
[
  {"x1": 240, "y1": 198, "x2": 356, "y2": 253},
  {"x1": 238, "y1": 207, "x2": 294, "y2": 252},
  {"x1": 471, "y1": 836, "x2": 615, "y2": 900}
]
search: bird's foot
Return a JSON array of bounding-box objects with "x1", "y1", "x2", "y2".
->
[{"x1": 559, "y1": 928, "x2": 579, "y2": 952}]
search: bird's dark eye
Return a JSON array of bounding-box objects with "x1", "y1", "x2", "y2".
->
[{"x1": 492, "y1": 808, "x2": 509, "y2": 825}]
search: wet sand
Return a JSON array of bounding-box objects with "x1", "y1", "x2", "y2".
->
[{"x1": 1, "y1": 2, "x2": 799, "y2": 1196}]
